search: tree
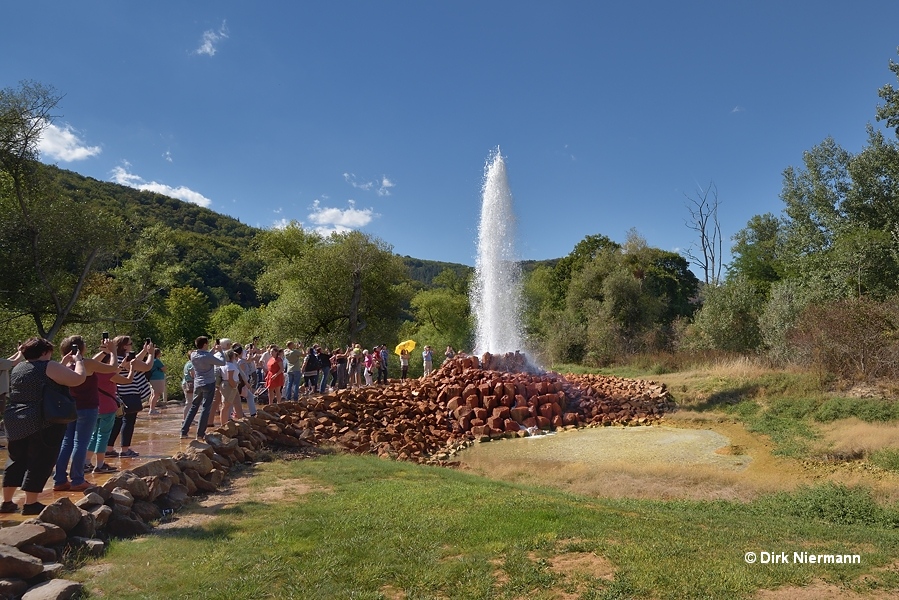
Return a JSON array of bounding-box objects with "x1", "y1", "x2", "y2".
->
[
  {"x1": 0, "y1": 82, "x2": 119, "y2": 339},
  {"x1": 729, "y1": 213, "x2": 784, "y2": 292},
  {"x1": 875, "y1": 46, "x2": 899, "y2": 138},
  {"x1": 155, "y1": 286, "x2": 210, "y2": 347},
  {"x1": 683, "y1": 180, "x2": 723, "y2": 286},
  {"x1": 686, "y1": 277, "x2": 764, "y2": 353},
  {"x1": 409, "y1": 268, "x2": 473, "y2": 354},
  {"x1": 256, "y1": 226, "x2": 411, "y2": 347},
  {"x1": 548, "y1": 234, "x2": 619, "y2": 308}
]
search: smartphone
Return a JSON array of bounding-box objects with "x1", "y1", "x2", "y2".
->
[
  {"x1": 102, "y1": 331, "x2": 109, "y2": 341},
  {"x1": 127, "y1": 351, "x2": 137, "y2": 360},
  {"x1": 71, "y1": 343, "x2": 79, "y2": 355},
  {"x1": 145, "y1": 337, "x2": 152, "y2": 345},
  {"x1": 216, "y1": 339, "x2": 220, "y2": 345}
]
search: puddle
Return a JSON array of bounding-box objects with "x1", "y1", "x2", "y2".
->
[
  {"x1": 1, "y1": 403, "x2": 195, "y2": 526},
  {"x1": 458, "y1": 426, "x2": 751, "y2": 471}
]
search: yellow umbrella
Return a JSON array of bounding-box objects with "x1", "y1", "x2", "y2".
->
[{"x1": 395, "y1": 339, "x2": 416, "y2": 355}]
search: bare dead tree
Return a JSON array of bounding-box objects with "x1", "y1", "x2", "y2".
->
[{"x1": 684, "y1": 180, "x2": 723, "y2": 286}]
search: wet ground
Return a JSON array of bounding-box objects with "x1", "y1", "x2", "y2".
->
[
  {"x1": 458, "y1": 425, "x2": 750, "y2": 470},
  {"x1": 1, "y1": 404, "x2": 192, "y2": 526}
]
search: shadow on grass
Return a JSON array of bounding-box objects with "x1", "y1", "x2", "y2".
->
[
  {"x1": 153, "y1": 521, "x2": 240, "y2": 541},
  {"x1": 688, "y1": 384, "x2": 760, "y2": 412}
]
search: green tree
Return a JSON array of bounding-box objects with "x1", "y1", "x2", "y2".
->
[
  {"x1": 408, "y1": 268, "x2": 473, "y2": 354},
  {"x1": 548, "y1": 234, "x2": 620, "y2": 309},
  {"x1": 729, "y1": 213, "x2": 785, "y2": 292},
  {"x1": 256, "y1": 226, "x2": 410, "y2": 348},
  {"x1": 875, "y1": 46, "x2": 899, "y2": 137},
  {"x1": 209, "y1": 304, "x2": 246, "y2": 338},
  {"x1": 0, "y1": 82, "x2": 120, "y2": 339},
  {"x1": 686, "y1": 277, "x2": 764, "y2": 353},
  {"x1": 155, "y1": 286, "x2": 210, "y2": 347}
]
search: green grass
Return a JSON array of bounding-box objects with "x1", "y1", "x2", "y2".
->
[
  {"x1": 870, "y1": 449, "x2": 899, "y2": 473},
  {"x1": 80, "y1": 454, "x2": 899, "y2": 600}
]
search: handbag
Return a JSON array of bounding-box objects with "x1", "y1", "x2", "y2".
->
[
  {"x1": 120, "y1": 393, "x2": 144, "y2": 414},
  {"x1": 42, "y1": 383, "x2": 77, "y2": 424}
]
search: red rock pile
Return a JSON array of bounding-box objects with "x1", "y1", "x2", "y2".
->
[
  {"x1": 564, "y1": 373, "x2": 673, "y2": 426},
  {"x1": 235, "y1": 354, "x2": 674, "y2": 463}
]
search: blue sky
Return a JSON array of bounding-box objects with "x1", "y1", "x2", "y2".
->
[{"x1": 4, "y1": 2, "x2": 899, "y2": 269}]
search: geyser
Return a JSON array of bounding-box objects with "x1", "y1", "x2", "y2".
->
[{"x1": 471, "y1": 149, "x2": 524, "y2": 355}]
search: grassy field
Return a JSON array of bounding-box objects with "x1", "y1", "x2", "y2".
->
[{"x1": 79, "y1": 455, "x2": 899, "y2": 600}]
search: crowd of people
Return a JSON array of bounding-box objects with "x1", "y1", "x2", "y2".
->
[
  {"x1": 0, "y1": 335, "x2": 158, "y2": 515},
  {"x1": 178, "y1": 338, "x2": 405, "y2": 442},
  {"x1": 0, "y1": 333, "x2": 459, "y2": 516}
]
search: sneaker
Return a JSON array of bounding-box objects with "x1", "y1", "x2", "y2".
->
[
  {"x1": 118, "y1": 449, "x2": 139, "y2": 458},
  {"x1": 105, "y1": 450, "x2": 119, "y2": 458},
  {"x1": 148, "y1": 409, "x2": 160, "y2": 415},
  {"x1": 69, "y1": 482, "x2": 91, "y2": 492},
  {"x1": 83, "y1": 462, "x2": 94, "y2": 471},
  {"x1": 52, "y1": 482, "x2": 71, "y2": 491},
  {"x1": 93, "y1": 464, "x2": 118, "y2": 474},
  {"x1": 180, "y1": 433, "x2": 189, "y2": 439},
  {"x1": 0, "y1": 501, "x2": 18, "y2": 513},
  {"x1": 22, "y1": 502, "x2": 46, "y2": 516}
]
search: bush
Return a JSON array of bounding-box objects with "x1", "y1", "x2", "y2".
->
[
  {"x1": 789, "y1": 296, "x2": 899, "y2": 379},
  {"x1": 683, "y1": 278, "x2": 764, "y2": 353},
  {"x1": 814, "y1": 396, "x2": 899, "y2": 423},
  {"x1": 755, "y1": 483, "x2": 899, "y2": 527},
  {"x1": 869, "y1": 448, "x2": 899, "y2": 473}
]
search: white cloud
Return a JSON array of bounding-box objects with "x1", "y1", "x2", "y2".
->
[
  {"x1": 110, "y1": 163, "x2": 212, "y2": 208},
  {"x1": 37, "y1": 122, "x2": 101, "y2": 162},
  {"x1": 272, "y1": 218, "x2": 292, "y2": 230},
  {"x1": 343, "y1": 172, "x2": 374, "y2": 191},
  {"x1": 344, "y1": 172, "x2": 395, "y2": 196},
  {"x1": 731, "y1": 106, "x2": 745, "y2": 113},
  {"x1": 307, "y1": 199, "x2": 376, "y2": 235},
  {"x1": 195, "y1": 21, "x2": 228, "y2": 56},
  {"x1": 377, "y1": 176, "x2": 395, "y2": 196},
  {"x1": 163, "y1": 150, "x2": 173, "y2": 163}
]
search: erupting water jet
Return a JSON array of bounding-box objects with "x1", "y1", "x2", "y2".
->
[{"x1": 471, "y1": 149, "x2": 524, "y2": 357}]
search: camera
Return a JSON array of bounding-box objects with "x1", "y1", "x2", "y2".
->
[{"x1": 126, "y1": 351, "x2": 137, "y2": 361}]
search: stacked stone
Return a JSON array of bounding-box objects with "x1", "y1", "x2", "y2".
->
[
  {"x1": 563, "y1": 372, "x2": 673, "y2": 426},
  {"x1": 0, "y1": 435, "x2": 259, "y2": 599},
  {"x1": 229, "y1": 354, "x2": 674, "y2": 463}
]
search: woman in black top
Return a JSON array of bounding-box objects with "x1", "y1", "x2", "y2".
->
[{"x1": 2, "y1": 338, "x2": 87, "y2": 515}]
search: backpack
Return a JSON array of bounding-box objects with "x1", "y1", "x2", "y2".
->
[{"x1": 302, "y1": 354, "x2": 320, "y2": 372}]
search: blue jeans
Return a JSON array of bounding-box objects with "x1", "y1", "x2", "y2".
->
[
  {"x1": 182, "y1": 383, "x2": 216, "y2": 438},
  {"x1": 55, "y1": 407, "x2": 99, "y2": 485},
  {"x1": 286, "y1": 371, "x2": 301, "y2": 400}
]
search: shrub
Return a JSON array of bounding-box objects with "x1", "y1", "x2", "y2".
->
[
  {"x1": 685, "y1": 278, "x2": 764, "y2": 353},
  {"x1": 814, "y1": 396, "x2": 899, "y2": 423},
  {"x1": 755, "y1": 483, "x2": 898, "y2": 527},
  {"x1": 788, "y1": 296, "x2": 899, "y2": 379},
  {"x1": 869, "y1": 448, "x2": 899, "y2": 473}
]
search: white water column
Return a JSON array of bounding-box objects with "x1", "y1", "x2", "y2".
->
[{"x1": 471, "y1": 150, "x2": 524, "y2": 354}]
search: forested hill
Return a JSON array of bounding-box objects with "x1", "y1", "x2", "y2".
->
[
  {"x1": 42, "y1": 164, "x2": 477, "y2": 302},
  {"x1": 43, "y1": 164, "x2": 262, "y2": 307},
  {"x1": 47, "y1": 165, "x2": 258, "y2": 240}
]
